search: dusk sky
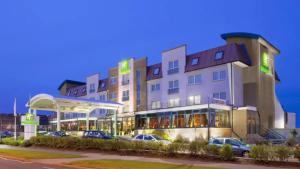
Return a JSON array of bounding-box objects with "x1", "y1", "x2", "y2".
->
[{"x1": 0, "y1": 0, "x2": 299, "y2": 127}]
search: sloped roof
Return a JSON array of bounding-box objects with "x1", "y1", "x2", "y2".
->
[
  {"x1": 147, "y1": 63, "x2": 162, "y2": 81},
  {"x1": 185, "y1": 43, "x2": 251, "y2": 72}
]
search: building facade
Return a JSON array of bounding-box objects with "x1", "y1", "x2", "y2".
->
[{"x1": 54, "y1": 32, "x2": 296, "y2": 141}]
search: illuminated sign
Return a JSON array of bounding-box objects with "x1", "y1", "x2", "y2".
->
[
  {"x1": 120, "y1": 59, "x2": 130, "y2": 75},
  {"x1": 21, "y1": 112, "x2": 39, "y2": 125},
  {"x1": 260, "y1": 52, "x2": 271, "y2": 74}
]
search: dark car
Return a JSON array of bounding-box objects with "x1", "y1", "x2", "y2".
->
[
  {"x1": 209, "y1": 137, "x2": 250, "y2": 156},
  {"x1": 0, "y1": 131, "x2": 13, "y2": 138},
  {"x1": 83, "y1": 131, "x2": 112, "y2": 139},
  {"x1": 46, "y1": 131, "x2": 67, "y2": 137}
]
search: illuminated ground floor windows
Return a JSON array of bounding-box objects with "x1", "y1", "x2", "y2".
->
[{"x1": 135, "y1": 109, "x2": 231, "y2": 130}]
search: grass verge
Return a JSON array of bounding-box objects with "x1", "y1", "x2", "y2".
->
[
  {"x1": 0, "y1": 149, "x2": 81, "y2": 159},
  {"x1": 65, "y1": 160, "x2": 219, "y2": 169}
]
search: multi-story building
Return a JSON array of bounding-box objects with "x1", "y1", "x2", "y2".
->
[{"x1": 55, "y1": 32, "x2": 296, "y2": 140}]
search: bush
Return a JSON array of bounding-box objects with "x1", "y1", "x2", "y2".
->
[
  {"x1": 249, "y1": 145, "x2": 270, "y2": 162},
  {"x1": 274, "y1": 146, "x2": 292, "y2": 161},
  {"x1": 219, "y1": 144, "x2": 234, "y2": 161},
  {"x1": 1, "y1": 137, "x2": 24, "y2": 146},
  {"x1": 294, "y1": 150, "x2": 300, "y2": 161},
  {"x1": 189, "y1": 140, "x2": 208, "y2": 156},
  {"x1": 173, "y1": 135, "x2": 189, "y2": 144},
  {"x1": 286, "y1": 137, "x2": 297, "y2": 147},
  {"x1": 207, "y1": 144, "x2": 220, "y2": 156},
  {"x1": 166, "y1": 142, "x2": 185, "y2": 155}
]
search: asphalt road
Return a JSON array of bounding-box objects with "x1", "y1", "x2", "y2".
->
[{"x1": 0, "y1": 157, "x2": 72, "y2": 169}]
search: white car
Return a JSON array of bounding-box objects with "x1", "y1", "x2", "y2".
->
[{"x1": 132, "y1": 134, "x2": 171, "y2": 144}]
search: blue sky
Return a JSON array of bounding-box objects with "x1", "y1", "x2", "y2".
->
[{"x1": 0, "y1": 0, "x2": 299, "y2": 127}]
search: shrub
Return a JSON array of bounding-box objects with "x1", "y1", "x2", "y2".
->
[
  {"x1": 219, "y1": 144, "x2": 234, "y2": 161},
  {"x1": 249, "y1": 145, "x2": 270, "y2": 162},
  {"x1": 1, "y1": 137, "x2": 24, "y2": 146},
  {"x1": 294, "y1": 150, "x2": 300, "y2": 161},
  {"x1": 189, "y1": 140, "x2": 208, "y2": 156},
  {"x1": 151, "y1": 130, "x2": 170, "y2": 141},
  {"x1": 173, "y1": 135, "x2": 189, "y2": 144},
  {"x1": 275, "y1": 146, "x2": 292, "y2": 161},
  {"x1": 286, "y1": 137, "x2": 297, "y2": 147},
  {"x1": 207, "y1": 144, "x2": 220, "y2": 156},
  {"x1": 166, "y1": 142, "x2": 183, "y2": 155}
]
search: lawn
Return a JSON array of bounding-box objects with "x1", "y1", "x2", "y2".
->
[
  {"x1": 0, "y1": 149, "x2": 81, "y2": 159},
  {"x1": 66, "y1": 160, "x2": 219, "y2": 169}
]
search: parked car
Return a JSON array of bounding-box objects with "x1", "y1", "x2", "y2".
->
[
  {"x1": 82, "y1": 131, "x2": 112, "y2": 139},
  {"x1": 45, "y1": 131, "x2": 68, "y2": 137},
  {"x1": 0, "y1": 131, "x2": 13, "y2": 138},
  {"x1": 132, "y1": 134, "x2": 171, "y2": 144},
  {"x1": 209, "y1": 137, "x2": 250, "y2": 156}
]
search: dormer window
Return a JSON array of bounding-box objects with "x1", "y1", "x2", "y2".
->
[
  {"x1": 101, "y1": 82, "x2": 105, "y2": 88},
  {"x1": 215, "y1": 51, "x2": 224, "y2": 60},
  {"x1": 153, "y1": 68, "x2": 160, "y2": 75},
  {"x1": 191, "y1": 58, "x2": 199, "y2": 65}
]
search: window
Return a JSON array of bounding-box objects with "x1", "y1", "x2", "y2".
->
[
  {"x1": 110, "y1": 92, "x2": 116, "y2": 100},
  {"x1": 122, "y1": 90, "x2": 129, "y2": 101},
  {"x1": 99, "y1": 94, "x2": 106, "y2": 101},
  {"x1": 212, "y1": 92, "x2": 226, "y2": 102},
  {"x1": 136, "y1": 135, "x2": 143, "y2": 140},
  {"x1": 110, "y1": 77, "x2": 117, "y2": 85},
  {"x1": 151, "y1": 83, "x2": 160, "y2": 92},
  {"x1": 136, "y1": 70, "x2": 141, "y2": 106},
  {"x1": 153, "y1": 68, "x2": 160, "y2": 75},
  {"x1": 191, "y1": 58, "x2": 199, "y2": 65},
  {"x1": 151, "y1": 101, "x2": 161, "y2": 109},
  {"x1": 215, "y1": 51, "x2": 224, "y2": 60},
  {"x1": 144, "y1": 135, "x2": 154, "y2": 141},
  {"x1": 168, "y1": 80, "x2": 179, "y2": 94},
  {"x1": 101, "y1": 82, "x2": 105, "y2": 88},
  {"x1": 188, "y1": 74, "x2": 201, "y2": 85},
  {"x1": 188, "y1": 95, "x2": 201, "y2": 105},
  {"x1": 168, "y1": 60, "x2": 179, "y2": 74},
  {"x1": 122, "y1": 74, "x2": 130, "y2": 85},
  {"x1": 168, "y1": 98, "x2": 180, "y2": 107},
  {"x1": 89, "y1": 83, "x2": 95, "y2": 93},
  {"x1": 213, "y1": 70, "x2": 226, "y2": 81}
]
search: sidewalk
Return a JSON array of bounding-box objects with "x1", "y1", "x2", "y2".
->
[{"x1": 0, "y1": 145, "x2": 296, "y2": 169}]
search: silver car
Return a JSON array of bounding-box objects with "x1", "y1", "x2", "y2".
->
[
  {"x1": 209, "y1": 137, "x2": 250, "y2": 156},
  {"x1": 132, "y1": 134, "x2": 171, "y2": 144}
]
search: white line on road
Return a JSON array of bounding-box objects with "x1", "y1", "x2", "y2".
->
[{"x1": 0, "y1": 156, "x2": 32, "y2": 164}]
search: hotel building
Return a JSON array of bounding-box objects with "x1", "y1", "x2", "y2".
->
[{"x1": 54, "y1": 32, "x2": 296, "y2": 141}]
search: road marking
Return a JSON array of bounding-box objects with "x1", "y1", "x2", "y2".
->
[
  {"x1": 0, "y1": 156, "x2": 32, "y2": 164},
  {"x1": 43, "y1": 167, "x2": 55, "y2": 169}
]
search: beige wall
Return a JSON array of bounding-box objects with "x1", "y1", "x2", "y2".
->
[{"x1": 134, "y1": 57, "x2": 148, "y2": 112}]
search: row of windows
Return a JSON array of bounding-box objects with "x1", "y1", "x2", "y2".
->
[
  {"x1": 136, "y1": 109, "x2": 230, "y2": 129},
  {"x1": 150, "y1": 92, "x2": 225, "y2": 109}
]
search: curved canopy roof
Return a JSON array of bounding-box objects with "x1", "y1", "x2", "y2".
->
[{"x1": 26, "y1": 93, "x2": 122, "y2": 113}]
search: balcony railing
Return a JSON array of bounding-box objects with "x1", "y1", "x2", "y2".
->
[
  {"x1": 168, "y1": 88, "x2": 179, "y2": 94},
  {"x1": 122, "y1": 80, "x2": 130, "y2": 86},
  {"x1": 167, "y1": 68, "x2": 179, "y2": 75}
]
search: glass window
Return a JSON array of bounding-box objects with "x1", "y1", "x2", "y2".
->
[
  {"x1": 213, "y1": 93, "x2": 219, "y2": 99},
  {"x1": 168, "y1": 60, "x2": 179, "y2": 70},
  {"x1": 149, "y1": 114, "x2": 158, "y2": 129},
  {"x1": 193, "y1": 110, "x2": 208, "y2": 127},
  {"x1": 195, "y1": 95, "x2": 201, "y2": 104},
  {"x1": 220, "y1": 92, "x2": 226, "y2": 100},
  {"x1": 122, "y1": 90, "x2": 129, "y2": 101},
  {"x1": 191, "y1": 58, "x2": 199, "y2": 65},
  {"x1": 213, "y1": 72, "x2": 219, "y2": 81},
  {"x1": 220, "y1": 70, "x2": 226, "y2": 80},
  {"x1": 169, "y1": 80, "x2": 179, "y2": 89},
  {"x1": 215, "y1": 51, "x2": 224, "y2": 60},
  {"x1": 151, "y1": 83, "x2": 160, "y2": 92},
  {"x1": 136, "y1": 134, "x2": 143, "y2": 140},
  {"x1": 153, "y1": 68, "x2": 160, "y2": 75},
  {"x1": 89, "y1": 83, "x2": 95, "y2": 93},
  {"x1": 195, "y1": 74, "x2": 201, "y2": 84},
  {"x1": 111, "y1": 77, "x2": 117, "y2": 85},
  {"x1": 144, "y1": 135, "x2": 154, "y2": 141},
  {"x1": 178, "y1": 112, "x2": 185, "y2": 128},
  {"x1": 188, "y1": 76, "x2": 194, "y2": 85},
  {"x1": 156, "y1": 84, "x2": 160, "y2": 90},
  {"x1": 174, "y1": 60, "x2": 179, "y2": 68}
]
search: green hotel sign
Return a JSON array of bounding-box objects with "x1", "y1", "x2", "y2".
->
[
  {"x1": 260, "y1": 52, "x2": 271, "y2": 74},
  {"x1": 21, "y1": 112, "x2": 39, "y2": 125},
  {"x1": 120, "y1": 59, "x2": 130, "y2": 75}
]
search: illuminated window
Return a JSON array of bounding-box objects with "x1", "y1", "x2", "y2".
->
[{"x1": 153, "y1": 68, "x2": 160, "y2": 75}]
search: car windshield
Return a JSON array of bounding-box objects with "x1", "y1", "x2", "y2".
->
[{"x1": 152, "y1": 135, "x2": 163, "y2": 140}]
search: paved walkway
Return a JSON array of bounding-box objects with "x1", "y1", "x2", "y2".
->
[{"x1": 0, "y1": 145, "x2": 297, "y2": 169}]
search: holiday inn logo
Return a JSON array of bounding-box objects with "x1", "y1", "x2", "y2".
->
[
  {"x1": 260, "y1": 52, "x2": 271, "y2": 74},
  {"x1": 120, "y1": 59, "x2": 130, "y2": 75}
]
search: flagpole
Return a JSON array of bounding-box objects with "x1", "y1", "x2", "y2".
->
[{"x1": 14, "y1": 98, "x2": 17, "y2": 141}]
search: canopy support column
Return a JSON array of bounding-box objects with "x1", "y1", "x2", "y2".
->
[
  {"x1": 114, "y1": 109, "x2": 117, "y2": 137},
  {"x1": 86, "y1": 111, "x2": 90, "y2": 130},
  {"x1": 57, "y1": 109, "x2": 61, "y2": 131}
]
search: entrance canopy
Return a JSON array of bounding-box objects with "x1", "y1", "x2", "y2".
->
[{"x1": 26, "y1": 93, "x2": 123, "y2": 113}]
